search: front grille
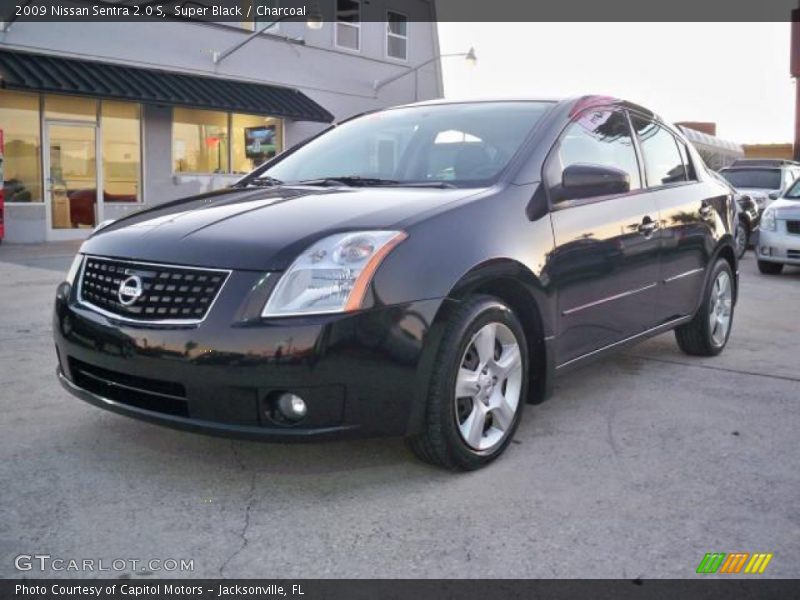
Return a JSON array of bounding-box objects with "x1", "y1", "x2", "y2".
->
[
  {"x1": 78, "y1": 256, "x2": 229, "y2": 323},
  {"x1": 787, "y1": 220, "x2": 800, "y2": 235},
  {"x1": 788, "y1": 250, "x2": 800, "y2": 259},
  {"x1": 69, "y1": 357, "x2": 188, "y2": 417}
]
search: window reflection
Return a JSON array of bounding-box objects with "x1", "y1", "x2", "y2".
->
[
  {"x1": 102, "y1": 101, "x2": 141, "y2": 202},
  {"x1": 0, "y1": 90, "x2": 42, "y2": 203},
  {"x1": 631, "y1": 116, "x2": 687, "y2": 186},
  {"x1": 173, "y1": 108, "x2": 229, "y2": 173},
  {"x1": 555, "y1": 109, "x2": 641, "y2": 190}
]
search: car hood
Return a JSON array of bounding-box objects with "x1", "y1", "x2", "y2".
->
[
  {"x1": 81, "y1": 185, "x2": 483, "y2": 271},
  {"x1": 767, "y1": 198, "x2": 800, "y2": 218}
]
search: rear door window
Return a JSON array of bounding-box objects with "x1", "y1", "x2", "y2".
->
[{"x1": 631, "y1": 115, "x2": 688, "y2": 187}]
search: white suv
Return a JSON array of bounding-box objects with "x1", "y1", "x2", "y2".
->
[{"x1": 720, "y1": 159, "x2": 800, "y2": 213}]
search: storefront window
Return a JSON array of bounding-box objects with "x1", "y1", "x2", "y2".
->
[
  {"x1": 173, "y1": 108, "x2": 229, "y2": 173},
  {"x1": 232, "y1": 114, "x2": 283, "y2": 174},
  {"x1": 101, "y1": 101, "x2": 141, "y2": 203},
  {"x1": 45, "y1": 94, "x2": 98, "y2": 121},
  {"x1": 0, "y1": 90, "x2": 42, "y2": 203}
]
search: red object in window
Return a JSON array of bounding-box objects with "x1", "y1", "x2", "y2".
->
[
  {"x1": 205, "y1": 136, "x2": 220, "y2": 147},
  {"x1": 0, "y1": 129, "x2": 5, "y2": 243},
  {"x1": 568, "y1": 95, "x2": 619, "y2": 119}
]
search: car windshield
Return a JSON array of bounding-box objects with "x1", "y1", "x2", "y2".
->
[
  {"x1": 253, "y1": 102, "x2": 552, "y2": 188},
  {"x1": 720, "y1": 168, "x2": 781, "y2": 190}
]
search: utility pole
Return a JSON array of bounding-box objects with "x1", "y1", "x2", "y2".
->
[{"x1": 793, "y1": 4, "x2": 800, "y2": 160}]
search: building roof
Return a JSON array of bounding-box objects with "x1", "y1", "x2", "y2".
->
[{"x1": 0, "y1": 49, "x2": 333, "y2": 122}]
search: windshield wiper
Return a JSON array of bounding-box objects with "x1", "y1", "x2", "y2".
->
[
  {"x1": 293, "y1": 176, "x2": 457, "y2": 189},
  {"x1": 241, "y1": 175, "x2": 284, "y2": 187},
  {"x1": 384, "y1": 181, "x2": 457, "y2": 189},
  {"x1": 294, "y1": 176, "x2": 400, "y2": 187}
]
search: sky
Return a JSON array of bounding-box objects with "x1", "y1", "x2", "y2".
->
[{"x1": 438, "y1": 23, "x2": 794, "y2": 144}]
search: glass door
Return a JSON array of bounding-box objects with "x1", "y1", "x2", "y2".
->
[{"x1": 45, "y1": 121, "x2": 101, "y2": 239}]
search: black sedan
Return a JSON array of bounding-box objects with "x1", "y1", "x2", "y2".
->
[{"x1": 54, "y1": 97, "x2": 738, "y2": 470}]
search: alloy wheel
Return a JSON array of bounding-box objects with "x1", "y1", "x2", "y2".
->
[
  {"x1": 454, "y1": 322, "x2": 523, "y2": 451},
  {"x1": 708, "y1": 270, "x2": 733, "y2": 347}
]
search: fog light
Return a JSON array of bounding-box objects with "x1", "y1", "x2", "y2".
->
[{"x1": 276, "y1": 392, "x2": 307, "y2": 422}]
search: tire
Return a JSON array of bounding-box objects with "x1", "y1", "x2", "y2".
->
[
  {"x1": 735, "y1": 220, "x2": 749, "y2": 260},
  {"x1": 675, "y1": 258, "x2": 735, "y2": 356},
  {"x1": 407, "y1": 295, "x2": 529, "y2": 470},
  {"x1": 758, "y1": 260, "x2": 784, "y2": 275}
]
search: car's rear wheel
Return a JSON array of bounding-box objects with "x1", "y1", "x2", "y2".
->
[
  {"x1": 675, "y1": 258, "x2": 734, "y2": 356},
  {"x1": 757, "y1": 260, "x2": 784, "y2": 275},
  {"x1": 735, "y1": 220, "x2": 748, "y2": 260},
  {"x1": 407, "y1": 295, "x2": 528, "y2": 470}
]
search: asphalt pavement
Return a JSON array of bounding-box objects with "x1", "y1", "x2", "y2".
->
[{"x1": 1, "y1": 242, "x2": 798, "y2": 578}]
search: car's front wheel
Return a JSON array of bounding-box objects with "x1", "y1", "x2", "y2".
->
[
  {"x1": 675, "y1": 258, "x2": 735, "y2": 356},
  {"x1": 407, "y1": 295, "x2": 528, "y2": 470}
]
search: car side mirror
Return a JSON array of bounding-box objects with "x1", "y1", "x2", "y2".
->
[
  {"x1": 561, "y1": 164, "x2": 630, "y2": 201},
  {"x1": 768, "y1": 191, "x2": 780, "y2": 200}
]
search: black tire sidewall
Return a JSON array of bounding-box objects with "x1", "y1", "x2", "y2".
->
[{"x1": 435, "y1": 298, "x2": 529, "y2": 468}]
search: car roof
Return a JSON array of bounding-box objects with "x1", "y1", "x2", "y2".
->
[
  {"x1": 729, "y1": 159, "x2": 800, "y2": 168},
  {"x1": 721, "y1": 166, "x2": 782, "y2": 171},
  {"x1": 393, "y1": 95, "x2": 660, "y2": 120}
]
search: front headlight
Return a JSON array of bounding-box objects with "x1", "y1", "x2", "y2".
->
[
  {"x1": 65, "y1": 254, "x2": 84, "y2": 284},
  {"x1": 761, "y1": 208, "x2": 777, "y2": 231},
  {"x1": 262, "y1": 231, "x2": 408, "y2": 317}
]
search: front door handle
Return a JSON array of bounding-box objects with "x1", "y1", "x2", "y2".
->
[{"x1": 638, "y1": 217, "x2": 658, "y2": 237}]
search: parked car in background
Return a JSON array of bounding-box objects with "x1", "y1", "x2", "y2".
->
[
  {"x1": 719, "y1": 159, "x2": 800, "y2": 213},
  {"x1": 756, "y1": 178, "x2": 800, "y2": 274},
  {"x1": 53, "y1": 96, "x2": 738, "y2": 470},
  {"x1": 711, "y1": 170, "x2": 759, "y2": 259}
]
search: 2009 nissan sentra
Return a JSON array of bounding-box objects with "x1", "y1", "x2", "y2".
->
[{"x1": 54, "y1": 97, "x2": 738, "y2": 470}]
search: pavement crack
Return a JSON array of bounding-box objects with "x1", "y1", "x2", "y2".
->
[
  {"x1": 626, "y1": 354, "x2": 800, "y2": 384},
  {"x1": 605, "y1": 404, "x2": 621, "y2": 457},
  {"x1": 219, "y1": 471, "x2": 257, "y2": 579}
]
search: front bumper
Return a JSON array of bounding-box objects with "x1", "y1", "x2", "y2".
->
[
  {"x1": 54, "y1": 269, "x2": 446, "y2": 441},
  {"x1": 756, "y1": 224, "x2": 800, "y2": 266}
]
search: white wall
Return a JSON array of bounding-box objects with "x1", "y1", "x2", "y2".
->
[{"x1": 0, "y1": 12, "x2": 443, "y2": 240}]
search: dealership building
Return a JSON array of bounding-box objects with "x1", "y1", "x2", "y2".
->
[{"x1": 0, "y1": 2, "x2": 442, "y2": 242}]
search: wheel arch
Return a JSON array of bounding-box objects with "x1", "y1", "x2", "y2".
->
[{"x1": 444, "y1": 259, "x2": 554, "y2": 406}]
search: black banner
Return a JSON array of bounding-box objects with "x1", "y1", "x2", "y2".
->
[
  {"x1": 0, "y1": 0, "x2": 798, "y2": 23},
  {"x1": 2, "y1": 580, "x2": 800, "y2": 600}
]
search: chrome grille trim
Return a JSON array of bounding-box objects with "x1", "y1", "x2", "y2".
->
[{"x1": 76, "y1": 255, "x2": 231, "y2": 326}]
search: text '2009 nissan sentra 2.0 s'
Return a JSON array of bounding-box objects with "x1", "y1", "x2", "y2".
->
[{"x1": 54, "y1": 97, "x2": 738, "y2": 470}]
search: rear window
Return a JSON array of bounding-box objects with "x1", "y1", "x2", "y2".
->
[{"x1": 720, "y1": 169, "x2": 781, "y2": 190}]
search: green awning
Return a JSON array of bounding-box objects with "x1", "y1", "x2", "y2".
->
[{"x1": 0, "y1": 48, "x2": 333, "y2": 122}]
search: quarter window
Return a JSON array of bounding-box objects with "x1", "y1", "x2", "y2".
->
[
  {"x1": 549, "y1": 109, "x2": 641, "y2": 198},
  {"x1": 336, "y1": 0, "x2": 360, "y2": 50},
  {"x1": 631, "y1": 116, "x2": 687, "y2": 186},
  {"x1": 387, "y1": 11, "x2": 408, "y2": 60}
]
